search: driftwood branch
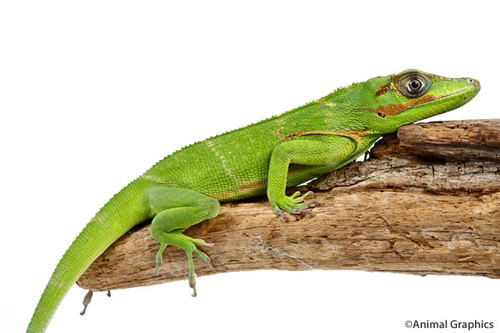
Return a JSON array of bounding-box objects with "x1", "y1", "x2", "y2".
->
[{"x1": 77, "y1": 119, "x2": 500, "y2": 291}]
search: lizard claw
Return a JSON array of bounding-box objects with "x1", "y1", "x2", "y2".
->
[
  {"x1": 274, "y1": 208, "x2": 287, "y2": 222},
  {"x1": 189, "y1": 272, "x2": 197, "y2": 297},
  {"x1": 206, "y1": 260, "x2": 216, "y2": 272},
  {"x1": 307, "y1": 200, "x2": 319, "y2": 207}
]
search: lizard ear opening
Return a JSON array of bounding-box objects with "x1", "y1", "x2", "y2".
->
[{"x1": 398, "y1": 72, "x2": 432, "y2": 99}]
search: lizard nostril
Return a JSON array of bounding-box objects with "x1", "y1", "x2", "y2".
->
[{"x1": 466, "y1": 78, "x2": 480, "y2": 90}]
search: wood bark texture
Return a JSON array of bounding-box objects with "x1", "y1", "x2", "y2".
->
[{"x1": 77, "y1": 119, "x2": 500, "y2": 291}]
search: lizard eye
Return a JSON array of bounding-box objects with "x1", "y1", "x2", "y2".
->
[
  {"x1": 398, "y1": 72, "x2": 432, "y2": 98},
  {"x1": 408, "y1": 79, "x2": 422, "y2": 92}
]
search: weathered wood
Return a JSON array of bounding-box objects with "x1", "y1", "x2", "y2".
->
[
  {"x1": 398, "y1": 119, "x2": 500, "y2": 161},
  {"x1": 77, "y1": 119, "x2": 500, "y2": 291}
]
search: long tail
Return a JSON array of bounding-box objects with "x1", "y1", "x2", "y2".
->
[{"x1": 27, "y1": 179, "x2": 150, "y2": 332}]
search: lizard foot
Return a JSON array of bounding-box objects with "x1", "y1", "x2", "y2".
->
[
  {"x1": 271, "y1": 190, "x2": 318, "y2": 220},
  {"x1": 152, "y1": 228, "x2": 215, "y2": 296},
  {"x1": 186, "y1": 238, "x2": 214, "y2": 297}
]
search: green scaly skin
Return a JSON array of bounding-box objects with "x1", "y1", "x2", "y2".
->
[{"x1": 27, "y1": 70, "x2": 480, "y2": 332}]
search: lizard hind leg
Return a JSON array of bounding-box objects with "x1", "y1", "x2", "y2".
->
[{"x1": 148, "y1": 186, "x2": 220, "y2": 296}]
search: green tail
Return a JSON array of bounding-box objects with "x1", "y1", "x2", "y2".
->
[{"x1": 27, "y1": 179, "x2": 150, "y2": 332}]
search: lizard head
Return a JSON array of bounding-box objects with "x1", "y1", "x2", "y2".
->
[{"x1": 362, "y1": 69, "x2": 480, "y2": 133}]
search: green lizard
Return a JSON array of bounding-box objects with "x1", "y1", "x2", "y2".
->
[{"x1": 27, "y1": 70, "x2": 480, "y2": 332}]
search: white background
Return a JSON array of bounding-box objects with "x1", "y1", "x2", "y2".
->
[{"x1": 1, "y1": 1, "x2": 499, "y2": 332}]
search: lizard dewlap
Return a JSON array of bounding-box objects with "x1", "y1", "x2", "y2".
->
[{"x1": 27, "y1": 70, "x2": 480, "y2": 332}]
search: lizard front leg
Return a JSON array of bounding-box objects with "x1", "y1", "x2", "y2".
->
[{"x1": 267, "y1": 135, "x2": 357, "y2": 219}]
